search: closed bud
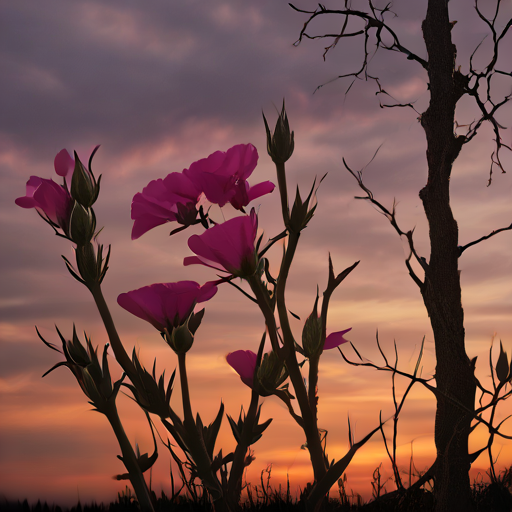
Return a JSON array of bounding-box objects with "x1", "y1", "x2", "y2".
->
[
  {"x1": 70, "y1": 151, "x2": 100, "y2": 208},
  {"x1": 302, "y1": 294, "x2": 323, "y2": 358},
  {"x1": 75, "y1": 242, "x2": 100, "y2": 285},
  {"x1": 289, "y1": 179, "x2": 319, "y2": 233},
  {"x1": 42, "y1": 326, "x2": 117, "y2": 416},
  {"x1": 66, "y1": 324, "x2": 91, "y2": 366},
  {"x1": 263, "y1": 100, "x2": 294, "y2": 164},
  {"x1": 69, "y1": 201, "x2": 96, "y2": 246},
  {"x1": 496, "y1": 340, "x2": 510, "y2": 384}
]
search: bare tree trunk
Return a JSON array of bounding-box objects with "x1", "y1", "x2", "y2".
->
[{"x1": 420, "y1": 1, "x2": 476, "y2": 510}]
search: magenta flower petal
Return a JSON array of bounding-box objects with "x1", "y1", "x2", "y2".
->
[
  {"x1": 15, "y1": 175, "x2": 72, "y2": 227},
  {"x1": 54, "y1": 149, "x2": 75, "y2": 177},
  {"x1": 324, "y1": 328, "x2": 352, "y2": 350},
  {"x1": 117, "y1": 280, "x2": 218, "y2": 331},
  {"x1": 186, "y1": 209, "x2": 258, "y2": 276},
  {"x1": 247, "y1": 181, "x2": 275, "y2": 203},
  {"x1": 226, "y1": 350, "x2": 258, "y2": 388},
  {"x1": 184, "y1": 144, "x2": 259, "y2": 207},
  {"x1": 130, "y1": 173, "x2": 202, "y2": 239},
  {"x1": 228, "y1": 179, "x2": 275, "y2": 211}
]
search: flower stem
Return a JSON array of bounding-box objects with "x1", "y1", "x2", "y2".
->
[
  {"x1": 227, "y1": 387, "x2": 260, "y2": 503},
  {"x1": 308, "y1": 355, "x2": 320, "y2": 420},
  {"x1": 177, "y1": 353, "x2": 225, "y2": 505},
  {"x1": 177, "y1": 353, "x2": 194, "y2": 425},
  {"x1": 249, "y1": 270, "x2": 327, "y2": 484},
  {"x1": 90, "y1": 283, "x2": 137, "y2": 381},
  {"x1": 105, "y1": 403, "x2": 154, "y2": 512},
  {"x1": 275, "y1": 162, "x2": 290, "y2": 227}
]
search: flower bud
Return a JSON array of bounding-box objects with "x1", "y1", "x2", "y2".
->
[
  {"x1": 75, "y1": 242, "x2": 100, "y2": 285},
  {"x1": 165, "y1": 317, "x2": 195, "y2": 354},
  {"x1": 41, "y1": 325, "x2": 118, "y2": 416},
  {"x1": 69, "y1": 201, "x2": 96, "y2": 246},
  {"x1": 65, "y1": 324, "x2": 92, "y2": 366},
  {"x1": 263, "y1": 100, "x2": 294, "y2": 164},
  {"x1": 289, "y1": 179, "x2": 319, "y2": 233},
  {"x1": 496, "y1": 340, "x2": 510, "y2": 384},
  {"x1": 302, "y1": 295, "x2": 323, "y2": 358},
  {"x1": 302, "y1": 314, "x2": 323, "y2": 358},
  {"x1": 70, "y1": 150, "x2": 100, "y2": 208},
  {"x1": 257, "y1": 350, "x2": 288, "y2": 396}
]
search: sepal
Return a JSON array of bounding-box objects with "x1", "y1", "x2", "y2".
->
[
  {"x1": 289, "y1": 175, "x2": 325, "y2": 233},
  {"x1": 227, "y1": 405, "x2": 273, "y2": 446},
  {"x1": 197, "y1": 402, "x2": 224, "y2": 460}
]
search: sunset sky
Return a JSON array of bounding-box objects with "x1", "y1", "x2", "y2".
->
[{"x1": 1, "y1": 0, "x2": 511, "y2": 507}]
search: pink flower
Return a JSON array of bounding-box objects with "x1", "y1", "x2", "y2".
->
[
  {"x1": 184, "y1": 209, "x2": 258, "y2": 277},
  {"x1": 15, "y1": 150, "x2": 74, "y2": 229},
  {"x1": 324, "y1": 328, "x2": 352, "y2": 350},
  {"x1": 15, "y1": 148, "x2": 100, "y2": 230},
  {"x1": 117, "y1": 280, "x2": 217, "y2": 332},
  {"x1": 226, "y1": 350, "x2": 258, "y2": 388},
  {"x1": 131, "y1": 172, "x2": 203, "y2": 240},
  {"x1": 184, "y1": 144, "x2": 274, "y2": 210}
]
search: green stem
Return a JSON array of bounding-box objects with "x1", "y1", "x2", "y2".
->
[
  {"x1": 90, "y1": 283, "x2": 137, "y2": 381},
  {"x1": 276, "y1": 162, "x2": 290, "y2": 227},
  {"x1": 177, "y1": 353, "x2": 194, "y2": 424},
  {"x1": 177, "y1": 353, "x2": 225, "y2": 504},
  {"x1": 308, "y1": 356, "x2": 320, "y2": 422},
  {"x1": 275, "y1": 231, "x2": 327, "y2": 482},
  {"x1": 105, "y1": 404, "x2": 154, "y2": 512},
  {"x1": 249, "y1": 271, "x2": 327, "y2": 483}
]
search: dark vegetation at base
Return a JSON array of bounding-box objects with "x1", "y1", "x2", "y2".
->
[{"x1": 3, "y1": 476, "x2": 512, "y2": 512}]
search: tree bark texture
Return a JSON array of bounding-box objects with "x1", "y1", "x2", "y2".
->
[{"x1": 420, "y1": 1, "x2": 476, "y2": 511}]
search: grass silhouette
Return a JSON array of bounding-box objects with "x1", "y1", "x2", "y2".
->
[{"x1": 3, "y1": 464, "x2": 512, "y2": 512}]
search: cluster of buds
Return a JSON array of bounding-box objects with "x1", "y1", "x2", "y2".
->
[
  {"x1": 38, "y1": 325, "x2": 121, "y2": 416},
  {"x1": 16, "y1": 147, "x2": 107, "y2": 288},
  {"x1": 67, "y1": 148, "x2": 101, "y2": 246},
  {"x1": 123, "y1": 351, "x2": 175, "y2": 418}
]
